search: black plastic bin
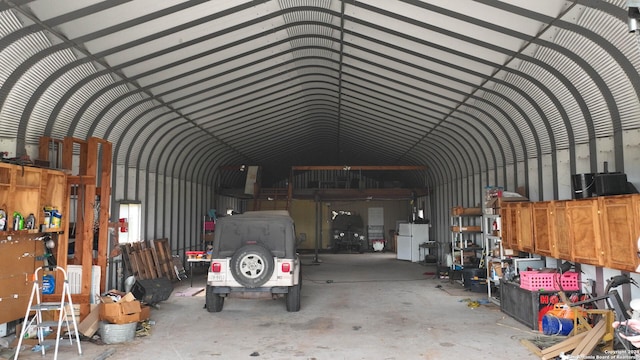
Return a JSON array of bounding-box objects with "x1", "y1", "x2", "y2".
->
[{"x1": 131, "y1": 278, "x2": 174, "y2": 305}]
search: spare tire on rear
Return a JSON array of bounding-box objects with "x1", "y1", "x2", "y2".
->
[{"x1": 230, "y1": 244, "x2": 274, "y2": 288}]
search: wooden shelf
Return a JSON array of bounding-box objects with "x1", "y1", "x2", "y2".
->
[{"x1": 451, "y1": 225, "x2": 482, "y2": 233}]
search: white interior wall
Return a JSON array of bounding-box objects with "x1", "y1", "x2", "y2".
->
[
  {"x1": 556, "y1": 148, "x2": 573, "y2": 200},
  {"x1": 596, "y1": 137, "x2": 616, "y2": 173},
  {"x1": 623, "y1": 128, "x2": 640, "y2": 188},
  {"x1": 527, "y1": 157, "x2": 539, "y2": 201}
]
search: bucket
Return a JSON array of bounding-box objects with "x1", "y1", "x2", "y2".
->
[
  {"x1": 542, "y1": 314, "x2": 574, "y2": 336},
  {"x1": 99, "y1": 321, "x2": 137, "y2": 344}
]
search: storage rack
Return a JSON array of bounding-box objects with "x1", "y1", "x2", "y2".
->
[
  {"x1": 450, "y1": 207, "x2": 483, "y2": 282},
  {"x1": 482, "y1": 186, "x2": 504, "y2": 305}
]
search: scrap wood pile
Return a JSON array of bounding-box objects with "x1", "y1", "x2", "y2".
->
[
  {"x1": 520, "y1": 294, "x2": 616, "y2": 360},
  {"x1": 521, "y1": 319, "x2": 610, "y2": 359},
  {"x1": 120, "y1": 239, "x2": 181, "y2": 281}
]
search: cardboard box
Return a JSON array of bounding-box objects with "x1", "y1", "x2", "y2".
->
[
  {"x1": 139, "y1": 305, "x2": 151, "y2": 321},
  {"x1": 78, "y1": 304, "x2": 100, "y2": 337},
  {"x1": 100, "y1": 292, "x2": 142, "y2": 324}
]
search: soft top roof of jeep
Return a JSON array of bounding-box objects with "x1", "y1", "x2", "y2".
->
[
  {"x1": 211, "y1": 211, "x2": 297, "y2": 258},
  {"x1": 332, "y1": 213, "x2": 364, "y2": 232}
]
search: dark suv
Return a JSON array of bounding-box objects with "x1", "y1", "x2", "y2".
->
[
  {"x1": 206, "y1": 211, "x2": 301, "y2": 312},
  {"x1": 331, "y1": 212, "x2": 367, "y2": 253}
]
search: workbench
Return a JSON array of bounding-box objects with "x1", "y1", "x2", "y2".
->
[{"x1": 187, "y1": 258, "x2": 210, "y2": 287}]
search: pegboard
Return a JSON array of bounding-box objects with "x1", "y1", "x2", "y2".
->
[{"x1": 0, "y1": 234, "x2": 45, "y2": 324}]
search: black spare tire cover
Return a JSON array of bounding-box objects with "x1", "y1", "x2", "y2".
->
[{"x1": 230, "y1": 244, "x2": 275, "y2": 288}]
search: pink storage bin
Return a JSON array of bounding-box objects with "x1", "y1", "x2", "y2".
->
[{"x1": 520, "y1": 271, "x2": 579, "y2": 291}]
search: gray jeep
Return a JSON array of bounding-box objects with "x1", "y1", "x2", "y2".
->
[{"x1": 206, "y1": 210, "x2": 301, "y2": 312}]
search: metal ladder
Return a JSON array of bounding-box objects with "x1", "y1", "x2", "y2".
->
[{"x1": 14, "y1": 266, "x2": 82, "y2": 360}]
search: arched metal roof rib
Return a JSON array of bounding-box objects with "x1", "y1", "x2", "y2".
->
[
  {"x1": 0, "y1": 0, "x2": 638, "y2": 197},
  {"x1": 3, "y1": 4, "x2": 592, "y2": 190}
]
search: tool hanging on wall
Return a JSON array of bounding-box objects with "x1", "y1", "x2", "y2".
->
[{"x1": 36, "y1": 233, "x2": 57, "y2": 270}]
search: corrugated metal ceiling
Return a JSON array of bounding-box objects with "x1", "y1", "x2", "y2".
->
[{"x1": 0, "y1": 0, "x2": 639, "y2": 191}]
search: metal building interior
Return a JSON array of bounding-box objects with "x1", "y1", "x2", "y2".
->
[{"x1": 1, "y1": 0, "x2": 640, "y2": 353}]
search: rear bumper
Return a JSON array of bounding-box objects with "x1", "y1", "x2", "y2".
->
[{"x1": 211, "y1": 286, "x2": 289, "y2": 294}]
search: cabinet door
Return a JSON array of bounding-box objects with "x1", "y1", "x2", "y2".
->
[
  {"x1": 566, "y1": 198, "x2": 603, "y2": 266},
  {"x1": 552, "y1": 200, "x2": 570, "y2": 260},
  {"x1": 532, "y1": 201, "x2": 552, "y2": 257},
  {"x1": 501, "y1": 205, "x2": 518, "y2": 250},
  {"x1": 600, "y1": 195, "x2": 639, "y2": 272},
  {"x1": 516, "y1": 202, "x2": 534, "y2": 253}
]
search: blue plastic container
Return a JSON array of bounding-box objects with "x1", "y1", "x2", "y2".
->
[
  {"x1": 542, "y1": 314, "x2": 574, "y2": 336},
  {"x1": 41, "y1": 274, "x2": 55, "y2": 295}
]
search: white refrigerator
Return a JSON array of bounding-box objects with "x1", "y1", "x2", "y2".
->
[{"x1": 396, "y1": 223, "x2": 430, "y2": 262}]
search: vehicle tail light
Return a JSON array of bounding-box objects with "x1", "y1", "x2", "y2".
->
[
  {"x1": 281, "y1": 262, "x2": 291, "y2": 273},
  {"x1": 211, "y1": 262, "x2": 222, "y2": 272}
]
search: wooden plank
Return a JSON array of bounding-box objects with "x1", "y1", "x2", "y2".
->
[
  {"x1": 153, "y1": 239, "x2": 173, "y2": 279},
  {"x1": 291, "y1": 165, "x2": 427, "y2": 171},
  {"x1": 136, "y1": 247, "x2": 149, "y2": 278},
  {"x1": 541, "y1": 331, "x2": 589, "y2": 360},
  {"x1": 62, "y1": 137, "x2": 74, "y2": 171},
  {"x1": 142, "y1": 249, "x2": 157, "y2": 279},
  {"x1": 132, "y1": 250, "x2": 146, "y2": 280},
  {"x1": 572, "y1": 319, "x2": 606, "y2": 356},
  {"x1": 124, "y1": 244, "x2": 141, "y2": 279},
  {"x1": 149, "y1": 246, "x2": 163, "y2": 278},
  {"x1": 140, "y1": 246, "x2": 155, "y2": 279},
  {"x1": 155, "y1": 239, "x2": 173, "y2": 279},
  {"x1": 131, "y1": 243, "x2": 147, "y2": 280},
  {"x1": 156, "y1": 239, "x2": 176, "y2": 280},
  {"x1": 97, "y1": 139, "x2": 111, "y2": 294},
  {"x1": 120, "y1": 244, "x2": 133, "y2": 275},
  {"x1": 149, "y1": 240, "x2": 163, "y2": 278},
  {"x1": 519, "y1": 339, "x2": 543, "y2": 358}
]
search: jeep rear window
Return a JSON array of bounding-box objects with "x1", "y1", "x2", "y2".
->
[{"x1": 217, "y1": 219, "x2": 287, "y2": 258}]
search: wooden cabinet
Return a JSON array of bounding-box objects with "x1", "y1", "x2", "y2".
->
[
  {"x1": 532, "y1": 201, "x2": 553, "y2": 257},
  {"x1": 501, "y1": 194, "x2": 640, "y2": 272},
  {"x1": 501, "y1": 205, "x2": 518, "y2": 250},
  {"x1": 0, "y1": 163, "x2": 69, "y2": 324},
  {"x1": 599, "y1": 195, "x2": 639, "y2": 272},
  {"x1": 552, "y1": 200, "x2": 571, "y2": 260},
  {"x1": 566, "y1": 198, "x2": 603, "y2": 266},
  {"x1": 516, "y1": 202, "x2": 534, "y2": 253}
]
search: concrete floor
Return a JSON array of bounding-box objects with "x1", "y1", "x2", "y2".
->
[{"x1": 9, "y1": 253, "x2": 541, "y2": 360}]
